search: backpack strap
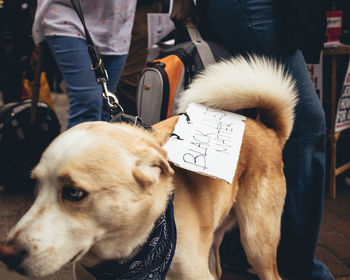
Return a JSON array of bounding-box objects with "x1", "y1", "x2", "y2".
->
[{"x1": 185, "y1": 22, "x2": 216, "y2": 67}]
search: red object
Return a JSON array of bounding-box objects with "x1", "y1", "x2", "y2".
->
[
  {"x1": 21, "y1": 87, "x2": 29, "y2": 99},
  {"x1": 326, "y1": 10, "x2": 343, "y2": 42}
]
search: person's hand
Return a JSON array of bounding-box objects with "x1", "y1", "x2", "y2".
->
[{"x1": 170, "y1": 0, "x2": 199, "y2": 24}]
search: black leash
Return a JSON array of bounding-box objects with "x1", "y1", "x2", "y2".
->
[
  {"x1": 70, "y1": 0, "x2": 152, "y2": 130},
  {"x1": 70, "y1": 0, "x2": 123, "y2": 117}
]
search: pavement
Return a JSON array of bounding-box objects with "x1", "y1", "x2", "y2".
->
[{"x1": 0, "y1": 92, "x2": 349, "y2": 279}]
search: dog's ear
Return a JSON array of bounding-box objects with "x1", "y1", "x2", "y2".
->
[
  {"x1": 152, "y1": 116, "x2": 179, "y2": 146},
  {"x1": 132, "y1": 147, "x2": 174, "y2": 188}
]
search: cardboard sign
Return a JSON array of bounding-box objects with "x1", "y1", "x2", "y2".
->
[
  {"x1": 147, "y1": 0, "x2": 174, "y2": 49},
  {"x1": 163, "y1": 103, "x2": 246, "y2": 184},
  {"x1": 335, "y1": 58, "x2": 350, "y2": 132}
]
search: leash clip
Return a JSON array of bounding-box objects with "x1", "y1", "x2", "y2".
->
[{"x1": 101, "y1": 81, "x2": 124, "y2": 116}]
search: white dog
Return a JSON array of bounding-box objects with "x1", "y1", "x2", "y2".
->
[{"x1": 0, "y1": 56, "x2": 297, "y2": 280}]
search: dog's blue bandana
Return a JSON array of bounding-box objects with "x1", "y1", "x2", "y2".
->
[{"x1": 84, "y1": 196, "x2": 176, "y2": 280}]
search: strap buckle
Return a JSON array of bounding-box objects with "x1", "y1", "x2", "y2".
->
[
  {"x1": 91, "y1": 58, "x2": 102, "y2": 71},
  {"x1": 92, "y1": 60, "x2": 125, "y2": 118}
]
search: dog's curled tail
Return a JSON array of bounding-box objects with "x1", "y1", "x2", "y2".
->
[{"x1": 176, "y1": 55, "x2": 298, "y2": 144}]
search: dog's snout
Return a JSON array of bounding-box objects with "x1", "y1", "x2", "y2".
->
[{"x1": 0, "y1": 241, "x2": 28, "y2": 269}]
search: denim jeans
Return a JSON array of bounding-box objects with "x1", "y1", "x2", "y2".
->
[
  {"x1": 46, "y1": 36, "x2": 127, "y2": 128},
  {"x1": 203, "y1": 0, "x2": 334, "y2": 279}
]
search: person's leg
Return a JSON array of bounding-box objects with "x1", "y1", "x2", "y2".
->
[
  {"x1": 46, "y1": 36, "x2": 126, "y2": 127},
  {"x1": 278, "y1": 50, "x2": 333, "y2": 280},
  {"x1": 46, "y1": 36, "x2": 103, "y2": 128}
]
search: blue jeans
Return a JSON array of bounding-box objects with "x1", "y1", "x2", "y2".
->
[
  {"x1": 46, "y1": 36, "x2": 127, "y2": 128},
  {"x1": 204, "y1": 0, "x2": 334, "y2": 279}
]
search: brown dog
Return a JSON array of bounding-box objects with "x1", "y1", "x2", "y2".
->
[{"x1": 0, "y1": 56, "x2": 297, "y2": 280}]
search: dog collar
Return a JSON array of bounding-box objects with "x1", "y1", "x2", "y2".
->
[
  {"x1": 82, "y1": 195, "x2": 176, "y2": 280},
  {"x1": 109, "y1": 112, "x2": 153, "y2": 131}
]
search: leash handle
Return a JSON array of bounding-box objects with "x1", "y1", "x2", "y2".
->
[{"x1": 70, "y1": 0, "x2": 123, "y2": 117}]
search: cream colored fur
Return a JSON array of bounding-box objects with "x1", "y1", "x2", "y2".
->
[
  {"x1": 177, "y1": 55, "x2": 298, "y2": 143},
  {"x1": 0, "y1": 55, "x2": 297, "y2": 280}
]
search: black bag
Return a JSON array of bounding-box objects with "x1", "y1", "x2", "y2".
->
[
  {"x1": 136, "y1": 23, "x2": 231, "y2": 125},
  {"x1": 0, "y1": 100, "x2": 60, "y2": 190},
  {"x1": 0, "y1": 45, "x2": 61, "y2": 191}
]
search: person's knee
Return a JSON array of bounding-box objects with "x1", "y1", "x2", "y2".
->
[
  {"x1": 308, "y1": 100, "x2": 326, "y2": 132},
  {"x1": 293, "y1": 92, "x2": 325, "y2": 138},
  {"x1": 69, "y1": 90, "x2": 103, "y2": 122}
]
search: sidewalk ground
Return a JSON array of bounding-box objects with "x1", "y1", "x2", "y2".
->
[{"x1": 0, "y1": 92, "x2": 349, "y2": 279}]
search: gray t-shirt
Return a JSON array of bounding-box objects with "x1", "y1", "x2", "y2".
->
[{"x1": 32, "y1": 0, "x2": 137, "y2": 55}]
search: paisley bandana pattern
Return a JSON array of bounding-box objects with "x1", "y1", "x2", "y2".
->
[{"x1": 84, "y1": 196, "x2": 176, "y2": 280}]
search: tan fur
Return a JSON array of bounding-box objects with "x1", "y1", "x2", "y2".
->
[
  {"x1": 176, "y1": 55, "x2": 298, "y2": 144},
  {"x1": 152, "y1": 116, "x2": 285, "y2": 280},
  {"x1": 0, "y1": 56, "x2": 296, "y2": 280}
]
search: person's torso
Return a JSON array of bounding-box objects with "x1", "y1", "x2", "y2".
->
[{"x1": 33, "y1": 0, "x2": 137, "y2": 55}]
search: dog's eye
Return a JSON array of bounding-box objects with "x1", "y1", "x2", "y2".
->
[{"x1": 62, "y1": 186, "x2": 88, "y2": 201}]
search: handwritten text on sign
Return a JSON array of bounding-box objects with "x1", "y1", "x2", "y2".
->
[
  {"x1": 335, "y1": 57, "x2": 350, "y2": 132},
  {"x1": 163, "y1": 103, "x2": 246, "y2": 184}
]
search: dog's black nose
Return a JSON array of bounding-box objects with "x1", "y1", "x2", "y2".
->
[{"x1": 0, "y1": 241, "x2": 28, "y2": 269}]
